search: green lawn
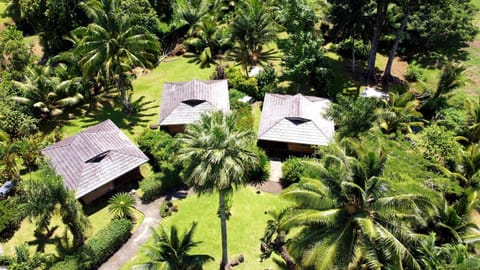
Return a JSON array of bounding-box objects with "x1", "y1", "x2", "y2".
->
[
  {"x1": 60, "y1": 56, "x2": 214, "y2": 139},
  {"x1": 121, "y1": 187, "x2": 290, "y2": 270}
]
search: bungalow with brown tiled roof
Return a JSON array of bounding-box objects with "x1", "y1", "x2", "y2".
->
[
  {"x1": 258, "y1": 93, "x2": 335, "y2": 154},
  {"x1": 159, "y1": 79, "x2": 230, "y2": 134},
  {"x1": 41, "y1": 120, "x2": 149, "y2": 204}
]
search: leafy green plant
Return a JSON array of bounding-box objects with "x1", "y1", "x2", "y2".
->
[
  {"x1": 334, "y1": 38, "x2": 371, "y2": 61},
  {"x1": 281, "y1": 157, "x2": 305, "y2": 184},
  {"x1": 108, "y1": 193, "x2": 136, "y2": 220},
  {"x1": 405, "y1": 63, "x2": 424, "y2": 82},
  {"x1": 50, "y1": 218, "x2": 133, "y2": 270}
]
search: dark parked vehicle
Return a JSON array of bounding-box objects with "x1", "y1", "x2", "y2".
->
[{"x1": 0, "y1": 181, "x2": 14, "y2": 198}]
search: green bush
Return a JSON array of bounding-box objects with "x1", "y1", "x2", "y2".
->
[
  {"x1": 249, "y1": 147, "x2": 270, "y2": 184},
  {"x1": 229, "y1": 89, "x2": 250, "y2": 111},
  {"x1": 405, "y1": 63, "x2": 424, "y2": 82},
  {"x1": 0, "y1": 199, "x2": 21, "y2": 242},
  {"x1": 282, "y1": 157, "x2": 306, "y2": 184},
  {"x1": 334, "y1": 38, "x2": 371, "y2": 61},
  {"x1": 50, "y1": 219, "x2": 133, "y2": 270},
  {"x1": 140, "y1": 172, "x2": 184, "y2": 203},
  {"x1": 225, "y1": 67, "x2": 259, "y2": 100},
  {"x1": 137, "y1": 129, "x2": 182, "y2": 179}
]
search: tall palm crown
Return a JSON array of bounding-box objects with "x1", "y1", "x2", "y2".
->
[
  {"x1": 73, "y1": 0, "x2": 159, "y2": 111},
  {"x1": 177, "y1": 111, "x2": 258, "y2": 269},
  {"x1": 178, "y1": 111, "x2": 258, "y2": 193},
  {"x1": 280, "y1": 143, "x2": 433, "y2": 269},
  {"x1": 134, "y1": 223, "x2": 213, "y2": 270},
  {"x1": 229, "y1": 0, "x2": 277, "y2": 74}
]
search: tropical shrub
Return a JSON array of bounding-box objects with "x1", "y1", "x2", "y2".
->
[
  {"x1": 405, "y1": 62, "x2": 424, "y2": 82},
  {"x1": 159, "y1": 199, "x2": 178, "y2": 218},
  {"x1": 50, "y1": 219, "x2": 133, "y2": 270},
  {"x1": 225, "y1": 67, "x2": 259, "y2": 99},
  {"x1": 229, "y1": 88, "x2": 249, "y2": 110},
  {"x1": 255, "y1": 65, "x2": 277, "y2": 99},
  {"x1": 136, "y1": 129, "x2": 182, "y2": 179},
  {"x1": 0, "y1": 199, "x2": 21, "y2": 242},
  {"x1": 281, "y1": 157, "x2": 305, "y2": 184},
  {"x1": 327, "y1": 95, "x2": 379, "y2": 138},
  {"x1": 108, "y1": 193, "x2": 136, "y2": 220},
  {"x1": 412, "y1": 125, "x2": 463, "y2": 171},
  {"x1": 333, "y1": 38, "x2": 371, "y2": 61},
  {"x1": 139, "y1": 172, "x2": 183, "y2": 203},
  {"x1": 248, "y1": 146, "x2": 270, "y2": 184},
  {"x1": 234, "y1": 104, "x2": 254, "y2": 131}
]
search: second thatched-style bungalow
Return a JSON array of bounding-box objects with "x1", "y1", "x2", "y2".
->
[
  {"x1": 42, "y1": 120, "x2": 149, "y2": 204},
  {"x1": 257, "y1": 93, "x2": 334, "y2": 154},
  {"x1": 158, "y1": 79, "x2": 230, "y2": 134}
]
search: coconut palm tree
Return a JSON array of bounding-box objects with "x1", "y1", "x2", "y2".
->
[
  {"x1": 229, "y1": 0, "x2": 277, "y2": 75},
  {"x1": 133, "y1": 223, "x2": 213, "y2": 270},
  {"x1": 185, "y1": 19, "x2": 231, "y2": 68},
  {"x1": 108, "y1": 192, "x2": 136, "y2": 220},
  {"x1": 73, "y1": 0, "x2": 160, "y2": 112},
  {"x1": 279, "y1": 144, "x2": 434, "y2": 269},
  {"x1": 12, "y1": 65, "x2": 84, "y2": 119},
  {"x1": 376, "y1": 91, "x2": 424, "y2": 134},
  {"x1": 260, "y1": 209, "x2": 296, "y2": 269},
  {"x1": 177, "y1": 111, "x2": 258, "y2": 269}
]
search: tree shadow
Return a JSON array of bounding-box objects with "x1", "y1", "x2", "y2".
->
[
  {"x1": 28, "y1": 226, "x2": 59, "y2": 252},
  {"x1": 70, "y1": 94, "x2": 157, "y2": 133}
]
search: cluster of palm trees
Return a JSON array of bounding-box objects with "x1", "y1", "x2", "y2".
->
[
  {"x1": 181, "y1": 0, "x2": 278, "y2": 73},
  {"x1": 9, "y1": 0, "x2": 160, "y2": 118},
  {"x1": 258, "y1": 137, "x2": 480, "y2": 269}
]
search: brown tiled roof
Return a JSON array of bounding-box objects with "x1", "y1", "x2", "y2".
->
[
  {"x1": 258, "y1": 93, "x2": 334, "y2": 146},
  {"x1": 159, "y1": 79, "x2": 230, "y2": 126},
  {"x1": 41, "y1": 120, "x2": 149, "y2": 199}
]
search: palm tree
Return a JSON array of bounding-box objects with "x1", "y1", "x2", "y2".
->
[
  {"x1": 229, "y1": 0, "x2": 277, "y2": 75},
  {"x1": 434, "y1": 62, "x2": 466, "y2": 100},
  {"x1": 133, "y1": 223, "x2": 213, "y2": 270},
  {"x1": 185, "y1": 19, "x2": 231, "y2": 68},
  {"x1": 73, "y1": 0, "x2": 160, "y2": 112},
  {"x1": 279, "y1": 144, "x2": 433, "y2": 269},
  {"x1": 376, "y1": 91, "x2": 424, "y2": 134},
  {"x1": 466, "y1": 98, "x2": 480, "y2": 143},
  {"x1": 21, "y1": 163, "x2": 90, "y2": 248},
  {"x1": 12, "y1": 65, "x2": 84, "y2": 119},
  {"x1": 260, "y1": 209, "x2": 296, "y2": 269},
  {"x1": 178, "y1": 0, "x2": 211, "y2": 36},
  {"x1": 177, "y1": 111, "x2": 258, "y2": 269},
  {"x1": 108, "y1": 192, "x2": 136, "y2": 220}
]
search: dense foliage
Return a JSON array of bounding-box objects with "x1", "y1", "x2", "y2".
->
[{"x1": 50, "y1": 218, "x2": 132, "y2": 270}]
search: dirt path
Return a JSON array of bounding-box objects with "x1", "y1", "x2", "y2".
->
[
  {"x1": 98, "y1": 195, "x2": 164, "y2": 270},
  {"x1": 98, "y1": 189, "x2": 191, "y2": 270},
  {"x1": 268, "y1": 158, "x2": 282, "y2": 182}
]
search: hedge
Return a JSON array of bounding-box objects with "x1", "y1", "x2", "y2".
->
[
  {"x1": 140, "y1": 172, "x2": 184, "y2": 203},
  {"x1": 50, "y1": 219, "x2": 133, "y2": 270}
]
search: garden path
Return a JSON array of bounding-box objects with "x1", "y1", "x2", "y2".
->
[
  {"x1": 268, "y1": 158, "x2": 282, "y2": 182},
  {"x1": 98, "y1": 189, "x2": 191, "y2": 270}
]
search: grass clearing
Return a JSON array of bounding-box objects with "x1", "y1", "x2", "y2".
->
[
  {"x1": 60, "y1": 56, "x2": 214, "y2": 139},
  {"x1": 120, "y1": 187, "x2": 290, "y2": 270},
  {"x1": 2, "y1": 205, "x2": 144, "y2": 256}
]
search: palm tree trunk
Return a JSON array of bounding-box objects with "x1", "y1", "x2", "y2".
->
[
  {"x1": 219, "y1": 190, "x2": 229, "y2": 270},
  {"x1": 279, "y1": 245, "x2": 296, "y2": 270},
  {"x1": 366, "y1": 0, "x2": 388, "y2": 84},
  {"x1": 383, "y1": 9, "x2": 409, "y2": 82}
]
